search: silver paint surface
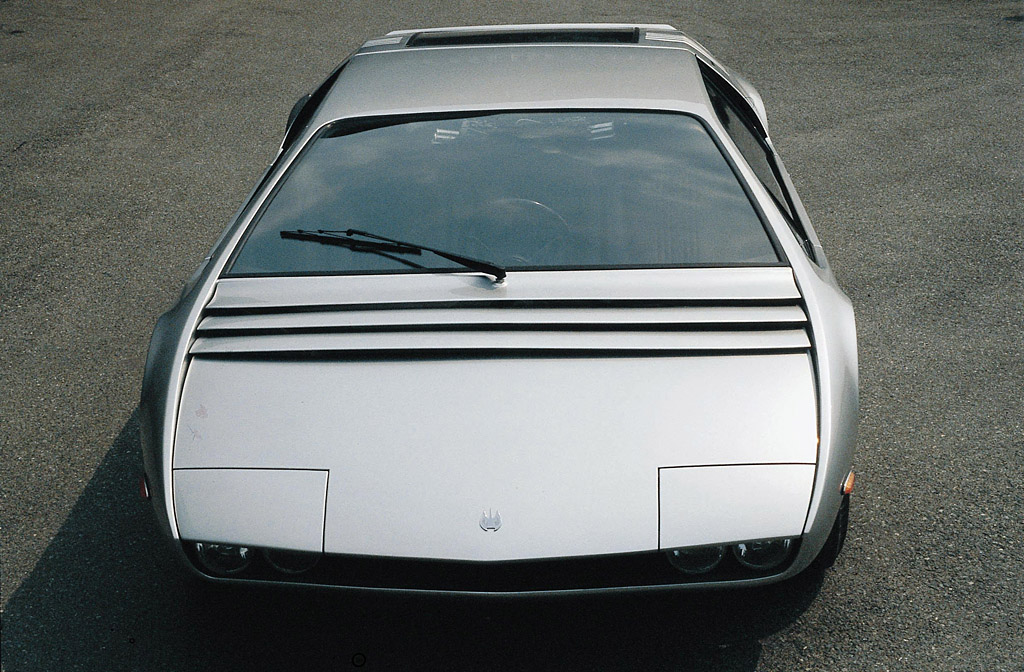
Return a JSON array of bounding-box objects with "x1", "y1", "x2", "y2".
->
[{"x1": 139, "y1": 23, "x2": 857, "y2": 589}]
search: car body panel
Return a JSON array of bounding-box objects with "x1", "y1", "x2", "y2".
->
[
  {"x1": 310, "y1": 44, "x2": 707, "y2": 128},
  {"x1": 173, "y1": 352, "x2": 816, "y2": 560},
  {"x1": 172, "y1": 266, "x2": 819, "y2": 562},
  {"x1": 139, "y1": 23, "x2": 858, "y2": 590},
  {"x1": 659, "y1": 464, "x2": 816, "y2": 548},
  {"x1": 377, "y1": 24, "x2": 771, "y2": 134},
  {"x1": 174, "y1": 468, "x2": 328, "y2": 552},
  {"x1": 791, "y1": 260, "x2": 858, "y2": 540}
]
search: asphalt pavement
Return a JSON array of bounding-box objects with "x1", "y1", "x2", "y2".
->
[{"x1": 1, "y1": 1, "x2": 1022, "y2": 670}]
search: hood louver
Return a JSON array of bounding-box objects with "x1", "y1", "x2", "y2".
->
[{"x1": 189, "y1": 269, "x2": 810, "y2": 357}]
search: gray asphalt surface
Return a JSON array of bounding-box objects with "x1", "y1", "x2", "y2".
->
[{"x1": 2, "y1": 1, "x2": 1022, "y2": 670}]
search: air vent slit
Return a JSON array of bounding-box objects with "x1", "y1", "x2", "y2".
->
[
  {"x1": 406, "y1": 28, "x2": 641, "y2": 48},
  {"x1": 191, "y1": 347, "x2": 814, "y2": 363},
  {"x1": 196, "y1": 321, "x2": 808, "y2": 338},
  {"x1": 190, "y1": 300, "x2": 810, "y2": 356},
  {"x1": 202, "y1": 297, "x2": 802, "y2": 317}
]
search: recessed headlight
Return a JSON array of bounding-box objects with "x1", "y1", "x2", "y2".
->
[
  {"x1": 665, "y1": 544, "x2": 726, "y2": 574},
  {"x1": 732, "y1": 538, "x2": 794, "y2": 570},
  {"x1": 194, "y1": 542, "x2": 252, "y2": 575}
]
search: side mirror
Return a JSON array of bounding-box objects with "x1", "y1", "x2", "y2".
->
[
  {"x1": 812, "y1": 241, "x2": 828, "y2": 268},
  {"x1": 286, "y1": 93, "x2": 312, "y2": 133},
  {"x1": 281, "y1": 93, "x2": 314, "y2": 153}
]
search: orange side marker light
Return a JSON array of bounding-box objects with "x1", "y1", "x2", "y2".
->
[{"x1": 841, "y1": 470, "x2": 855, "y2": 495}]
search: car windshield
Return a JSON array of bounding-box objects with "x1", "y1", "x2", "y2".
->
[{"x1": 227, "y1": 111, "x2": 779, "y2": 276}]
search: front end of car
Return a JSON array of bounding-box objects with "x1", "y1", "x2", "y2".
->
[
  {"x1": 139, "y1": 24, "x2": 857, "y2": 594},
  {"x1": 143, "y1": 264, "x2": 854, "y2": 593}
]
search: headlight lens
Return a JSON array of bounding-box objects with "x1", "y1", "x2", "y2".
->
[
  {"x1": 262, "y1": 548, "x2": 321, "y2": 574},
  {"x1": 665, "y1": 544, "x2": 726, "y2": 574},
  {"x1": 194, "y1": 542, "x2": 252, "y2": 575},
  {"x1": 732, "y1": 538, "x2": 794, "y2": 570}
]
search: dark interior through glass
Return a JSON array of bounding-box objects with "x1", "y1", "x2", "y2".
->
[{"x1": 227, "y1": 111, "x2": 779, "y2": 276}]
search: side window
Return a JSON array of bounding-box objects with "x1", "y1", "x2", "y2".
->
[{"x1": 701, "y1": 66, "x2": 816, "y2": 259}]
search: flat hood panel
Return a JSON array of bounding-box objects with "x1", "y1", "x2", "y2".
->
[{"x1": 175, "y1": 353, "x2": 816, "y2": 560}]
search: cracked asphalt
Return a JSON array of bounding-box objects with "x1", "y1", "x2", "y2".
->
[{"x1": 2, "y1": 1, "x2": 1022, "y2": 670}]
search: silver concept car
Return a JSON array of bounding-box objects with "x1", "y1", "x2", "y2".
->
[{"x1": 140, "y1": 24, "x2": 858, "y2": 592}]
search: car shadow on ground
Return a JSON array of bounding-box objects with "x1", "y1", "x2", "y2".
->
[{"x1": 3, "y1": 412, "x2": 824, "y2": 671}]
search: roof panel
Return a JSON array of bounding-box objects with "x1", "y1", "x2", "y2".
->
[{"x1": 313, "y1": 44, "x2": 707, "y2": 124}]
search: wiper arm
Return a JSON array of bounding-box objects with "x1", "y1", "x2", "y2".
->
[
  {"x1": 280, "y1": 229, "x2": 506, "y2": 282},
  {"x1": 280, "y1": 229, "x2": 427, "y2": 271},
  {"x1": 343, "y1": 229, "x2": 506, "y2": 281}
]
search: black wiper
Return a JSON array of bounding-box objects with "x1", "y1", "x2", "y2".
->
[
  {"x1": 280, "y1": 229, "x2": 506, "y2": 282},
  {"x1": 280, "y1": 229, "x2": 427, "y2": 271}
]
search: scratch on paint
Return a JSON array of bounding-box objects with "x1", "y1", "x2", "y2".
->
[{"x1": 186, "y1": 424, "x2": 203, "y2": 442}]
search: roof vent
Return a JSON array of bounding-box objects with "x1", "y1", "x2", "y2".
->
[{"x1": 406, "y1": 28, "x2": 641, "y2": 48}]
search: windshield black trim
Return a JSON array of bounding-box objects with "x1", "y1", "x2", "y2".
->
[
  {"x1": 228, "y1": 258, "x2": 786, "y2": 276},
  {"x1": 222, "y1": 108, "x2": 790, "y2": 279}
]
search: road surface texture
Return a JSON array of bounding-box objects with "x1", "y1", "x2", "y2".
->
[{"x1": 2, "y1": 1, "x2": 1022, "y2": 670}]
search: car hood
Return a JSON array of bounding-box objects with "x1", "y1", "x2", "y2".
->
[{"x1": 171, "y1": 269, "x2": 818, "y2": 561}]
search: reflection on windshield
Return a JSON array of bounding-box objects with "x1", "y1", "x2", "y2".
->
[{"x1": 228, "y1": 111, "x2": 778, "y2": 276}]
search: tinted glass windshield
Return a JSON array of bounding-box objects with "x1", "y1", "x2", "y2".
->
[{"x1": 228, "y1": 111, "x2": 778, "y2": 276}]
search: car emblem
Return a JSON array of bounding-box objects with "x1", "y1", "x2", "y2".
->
[{"x1": 479, "y1": 509, "x2": 502, "y2": 532}]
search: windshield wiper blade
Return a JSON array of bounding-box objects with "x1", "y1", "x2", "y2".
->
[
  {"x1": 280, "y1": 229, "x2": 507, "y2": 281},
  {"x1": 343, "y1": 229, "x2": 506, "y2": 281},
  {"x1": 280, "y1": 229, "x2": 427, "y2": 271}
]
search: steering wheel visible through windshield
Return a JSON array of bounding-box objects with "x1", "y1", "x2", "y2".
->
[{"x1": 227, "y1": 110, "x2": 779, "y2": 277}]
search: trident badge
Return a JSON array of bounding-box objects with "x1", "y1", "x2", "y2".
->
[{"x1": 479, "y1": 509, "x2": 502, "y2": 532}]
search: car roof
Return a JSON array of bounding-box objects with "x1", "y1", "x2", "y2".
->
[{"x1": 309, "y1": 24, "x2": 718, "y2": 128}]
